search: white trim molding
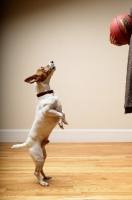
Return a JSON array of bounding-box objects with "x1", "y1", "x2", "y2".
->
[{"x1": 0, "y1": 129, "x2": 132, "y2": 142}]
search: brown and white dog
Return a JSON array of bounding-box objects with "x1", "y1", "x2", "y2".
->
[{"x1": 12, "y1": 61, "x2": 68, "y2": 186}]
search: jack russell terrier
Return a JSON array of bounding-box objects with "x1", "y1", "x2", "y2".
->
[{"x1": 12, "y1": 61, "x2": 68, "y2": 186}]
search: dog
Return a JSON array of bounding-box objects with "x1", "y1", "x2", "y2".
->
[{"x1": 12, "y1": 61, "x2": 68, "y2": 186}]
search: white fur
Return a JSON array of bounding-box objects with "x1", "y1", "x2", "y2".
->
[{"x1": 12, "y1": 61, "x2": 68, "y2": 186}]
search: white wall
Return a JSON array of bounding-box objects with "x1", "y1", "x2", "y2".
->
[{"x1": 0, "y1": 0, "x2": 132, "y2": 142}]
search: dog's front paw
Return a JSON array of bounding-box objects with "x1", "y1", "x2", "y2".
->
[
  {"x1": 40, "y1": 180, "x2": 49, "y2": 186},
  {"x1": 58, "y1": 122, "x2": 64, "y2": 129},
  {"x1": 63, "y1": 120, "x2": 68, "y2": 125}
]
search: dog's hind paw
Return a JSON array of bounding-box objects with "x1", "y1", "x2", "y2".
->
[
  {"x1": 40, "y1": 180, "x2": 49, "y2": 186},
  {"x1": 44, "y1": 175, "x2": 52, "y2": 179}
]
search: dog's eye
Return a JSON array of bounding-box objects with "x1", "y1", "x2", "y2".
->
[{"x1": 41, "y1": 67, "x2": 44, "y2": 70}]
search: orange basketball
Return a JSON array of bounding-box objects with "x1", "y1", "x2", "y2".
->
[{"x1": 110, "y1": 14, "x2": 132, "y2": 45}]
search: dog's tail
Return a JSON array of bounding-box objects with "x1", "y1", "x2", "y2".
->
[{"x1": 11, "y1": 143, "x2": 27, "y2": 149}]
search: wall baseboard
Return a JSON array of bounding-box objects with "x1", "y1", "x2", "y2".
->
[{"x1": 0, "y1": 129, "x2": 132, "y2": 142}]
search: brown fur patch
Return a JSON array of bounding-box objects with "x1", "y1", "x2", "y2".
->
[{"x1": 24, "y1": 65, "x2": 52, "y2": 84}]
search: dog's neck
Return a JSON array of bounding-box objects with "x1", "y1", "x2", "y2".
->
[
  {"x1": 34, "y1": 72, "x2": 53, "y2": 96},
  {"x1": 34, "y1": 82, "x2": 51, "y2": 95}
]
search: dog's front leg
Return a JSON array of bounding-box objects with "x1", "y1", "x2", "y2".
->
[
  {"x1": 61, "y1": 111, "x2": 68, "y2": 125},
  {"x1": 58, "y1": 111, "x2": 68, "y2": 129},
  {"x1": 43, "y1": 105, "x2": 63, "y2": 118}
]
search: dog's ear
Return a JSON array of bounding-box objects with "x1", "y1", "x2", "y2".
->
[{"x1": 24, "y1": 74, "x2": 43, "y2": 84}]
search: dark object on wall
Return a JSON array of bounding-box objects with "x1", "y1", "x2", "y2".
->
[{"x1": 124, "y1": 6, "x2": 132, "y2": 113}]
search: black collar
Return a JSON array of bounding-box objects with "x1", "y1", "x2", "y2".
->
[{"x1": 37, "y1": 90, "x2": 54, "y2": 97}]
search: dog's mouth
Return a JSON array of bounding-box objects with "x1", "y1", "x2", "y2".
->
[
  {"x1": 50, "y1": 65, "x2": 56, "y2": 72},
  {"x1": 52, "y1": 66, "x2": 56, "y2": 70}
]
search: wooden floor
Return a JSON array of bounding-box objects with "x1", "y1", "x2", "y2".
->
[{"x1": 0, "y1": 143, "x2": 132, "y2": 200}]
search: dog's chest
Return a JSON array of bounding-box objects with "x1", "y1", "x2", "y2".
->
[
  {"x1": 37, "y1": 94, "x2": 58, "y2": 108},
  {"x1": 35, "y1": 94, "x2": 60, "y2": 124}
]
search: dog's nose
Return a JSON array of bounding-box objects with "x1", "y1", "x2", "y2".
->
[{"x1": 50, "y1": 61, "x2": 54, "y2": 63}]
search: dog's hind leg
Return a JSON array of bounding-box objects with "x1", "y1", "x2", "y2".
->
[
  {"x1": 34, "y1": 161, "x2": 49, "y2": 186},
  {"x1": 29, "y1": 143, "x2": 49, "y2": 186},
  {"x1": 41, "y1": 143, "x2": 52, "y2": 180},
  {"x1": 41, "y1": 163, "x2": 52, "y2": 179}
]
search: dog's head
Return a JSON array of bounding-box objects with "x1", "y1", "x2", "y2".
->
[{"x1": 24, "y1": 61, "x2": 56, "y2": 84}]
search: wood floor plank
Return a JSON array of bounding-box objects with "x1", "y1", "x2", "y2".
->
[{"x1": 0, "y1": 142, "x2": 132, "y2": 200}]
